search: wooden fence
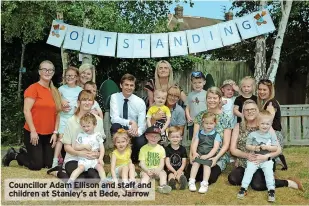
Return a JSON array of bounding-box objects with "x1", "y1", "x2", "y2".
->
[
  {"x1": 281, "y1": 104, "x2": 309, "y2": 145},
  {"x1": 136, "y1": 60, "x2": 252, "y2": 98},
  {"x1": 103, "y1": 104, "x2": 309, "y2": 149}
]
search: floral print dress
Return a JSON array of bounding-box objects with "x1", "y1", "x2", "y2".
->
[
  {"x1": 236, "y1": 126, "x2": 259, "y2": 168},
  {"x1": 194, "y1": 110, "x2": 232, "y2": 171}
]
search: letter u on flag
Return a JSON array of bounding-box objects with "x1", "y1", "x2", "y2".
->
[
  {"x1": 81, "y1": 29, "x2": 101, "y2": 55},
  {"x1": 46, "y1": 9, "x2": 276, "y2": 58}
]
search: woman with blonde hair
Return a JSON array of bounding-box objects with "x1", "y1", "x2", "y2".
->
[
  {"x1": 185, "y1": 87, "x2": 232, "y2": 184},
  {"x1": 63, "y1": 63, "x2": 104, "y2": 114},
  {"x1": 144, "y1": 60, "x2": 186, "y2": 107},
  {"x1": 78, "y1": 63, "x2": 96, "y2": 88},
  {"x1": 3, "y1": 60, "x2": 62, "y2": 170},
  {"x1": 228, "y1": 99, "x2": 303, "y2": 191}
]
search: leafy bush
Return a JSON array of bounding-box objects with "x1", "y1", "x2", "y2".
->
[{"x1": 1, "y1": 74, "x2": 24, "y2": 145}]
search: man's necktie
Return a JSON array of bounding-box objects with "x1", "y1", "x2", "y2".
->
[{"x1": 123, "y1": 99, "x2": 129, "y2": 119}]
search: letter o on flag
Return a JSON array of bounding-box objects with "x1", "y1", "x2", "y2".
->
[{"x1": 70, "y1": 31, "x2": 79, "y2": 40}]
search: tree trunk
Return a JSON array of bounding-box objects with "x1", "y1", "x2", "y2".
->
[
  {"x1": 18, "y1": 43, "x2": 26, "y2": 143},
  {"x1": 253, "y1": 0, "x2": 267, "y2": 83},
  {"x1": 81, "y1": 18, "x2": 92, "y2": 65},
  {"x1": 254, "y1": 36, "x2": 267, "y2": 82},
  {"x1": 61, "y1": 46, "x2": 69, "y2": 71},
  {"x1": 305, "y1": 71, "x2": 309, "y2": 104},
  {"x1": 57, "y1": 12, "x2": 69, "y2": 72},
  {"x1": 267, "y1": 0, "x2": 293, "y2": 82}
]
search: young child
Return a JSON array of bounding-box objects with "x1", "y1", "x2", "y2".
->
[
  {"x1": 66, "y1": 113, "x2": 106, "y2": 190},
  {"x1": 234, "y1": 76, "x2": 257, "y2": 123},
  {"x1": 84, "y1": 81, "x2": 104, "y2": 119},
  {"x1": 164, "y1": 126, "x2": 188, "y2": 190},
  {"x1": 221, "y1": 79, "x2": 239, "y2": 128},
  {"x1": 189, "y1": 112, "x2": 221, "y2": 194},
  {"x1": 110, "y1": 129, "x2": 136, "y2": 186},
  {"x1": 146, "y1": 89, "x2": 171, "y2": 145},
  {"x1": 52, "y1": 66, "x2": 83, "y2": 168},
  {"x1": 185, "y1": 71, "x2": 207, "y2": 140},
  {"x1": 237, "y1": 110, "x2": 278, "y2": 202},
  {"x1": 139, "y1": 126, "x2": 172, "y2": 194}
]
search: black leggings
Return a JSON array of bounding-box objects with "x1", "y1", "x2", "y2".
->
[
  {"x1": 57, "y1": 161, "x2": 100, "y2": 181},
  {"x1": 185, "y1": 164, "x2": 222, "y2": 185},
  {"x1": 16, "y1": 129, "x2": 54, "y2": 170},
  {"x1": 228, "y1": 166, "x2": 288, "y2": 191}
]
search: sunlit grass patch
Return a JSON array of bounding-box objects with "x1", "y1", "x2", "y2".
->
[{"x1": 1, "y1": 146, "x2": 309, "y2": 205}]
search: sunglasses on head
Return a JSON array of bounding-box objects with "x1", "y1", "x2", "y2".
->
[
  {"x1": 191, "y1": 71, "x2": 204, "y2": 78},
  {"x1": 259, "y1": 79, "x2": 272, "y2": 85},
  {"x1": 117, "y1": 128, "x2": 127, "y2": 133}
]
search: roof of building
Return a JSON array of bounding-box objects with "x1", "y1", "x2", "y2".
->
[{"x1": 167, "y1": 13, "x2": 223, "y2": 31}]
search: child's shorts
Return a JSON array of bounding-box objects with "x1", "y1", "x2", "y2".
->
[
  {"x1": 140, "y1": 170, "x2": 165, "y2": 180},
  {"x1": 194, "y1": 157, "x2": 212, "y2": 167},
  {"x1": 107, "y1": 164, "x2": 138, "y2": 179},
  {"x1": 59, "y1": 115, "x2": 72, "y2": 134},
  {"x1": 78, "y1": 159, "x2": 98, "y2": 171},
  {"x1": 166, "y1": 169, "x2": 184, "y2": 176},
  {"x1": 107, "y1": 165, "x2": 126, "y2": 179}
]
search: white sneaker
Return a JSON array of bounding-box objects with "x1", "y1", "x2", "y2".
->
[
  {"x1": 198, "y1": 181, "x2": 209, "y2": 194},
  {"x1": 188, "y1": 180, "x2": 197, "y2": 192},
  {"x1": 157, "y1": 185, "x2": 172, "y2": 194}
]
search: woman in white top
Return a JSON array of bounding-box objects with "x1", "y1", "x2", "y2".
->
[{"x1": 47, "y1": 90, "x2": 105, "y2": 179}]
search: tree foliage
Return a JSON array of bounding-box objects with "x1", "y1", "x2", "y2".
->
[
  {"x1": 209, "y1": 1, "x2": 309, "y2": 79},
  {"x1": 1, "y1": 1, "x2": 55, "y2": 44},
  {"x1": 1, "y1": 1, "x2": 201, "y2": 145}
]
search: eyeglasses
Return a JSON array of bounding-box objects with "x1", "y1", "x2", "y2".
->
[
  {"x1": 168, "y1": 93, "x2": 180, "y2": 99},
  {"x1": 39, "y1": 68, "x2": 55, "y2": 73},
  {"x1": 65, "y1": 75, "x2": 77, "y2": 78},
  {"x1": 244, "y1": 108, "x2": 257, "y2": 113},
  {"x1": 258, "y1": 79, "x2": 272, "y2": 85},
  {"x1": 191, "y1": 71, "x2": 204, "y2": 78}
]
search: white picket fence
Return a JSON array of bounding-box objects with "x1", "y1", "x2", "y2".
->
[{"x1": 280, "y1": 104, "x2": 309, "y2": 145}]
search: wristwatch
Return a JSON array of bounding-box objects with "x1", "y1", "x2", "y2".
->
[{"x1": 53, "y1": 130, "x2": 59, "y2": 134}]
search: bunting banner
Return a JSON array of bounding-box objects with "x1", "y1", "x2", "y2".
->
[{"x1": 47, "y1": 9, "x2": 276, "y2": 58}]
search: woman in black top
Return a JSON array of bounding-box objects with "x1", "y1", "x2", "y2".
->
[{"x1": 257, "y1": 79, "x2": 287, "y2": 170}]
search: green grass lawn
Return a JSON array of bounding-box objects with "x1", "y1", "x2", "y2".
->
[{"x1": 1, "y1": 147, "x2": 309, "y2": 205}]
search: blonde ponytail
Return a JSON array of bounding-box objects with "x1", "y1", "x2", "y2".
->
[{"x1": 50, "y1": 81, "x2": 62, "y2": 112}]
